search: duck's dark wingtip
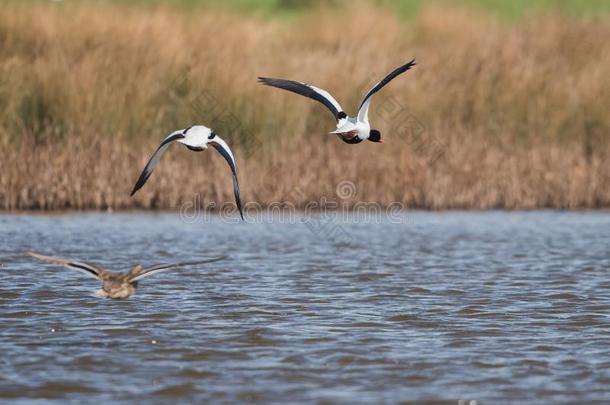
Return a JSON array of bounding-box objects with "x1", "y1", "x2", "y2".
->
[
  {"x1": 130, "y1": 182, "x2": 142, "y2": 197},
  {"x1": 258, "y1": 77, "x2": 272, "y2": 85}
]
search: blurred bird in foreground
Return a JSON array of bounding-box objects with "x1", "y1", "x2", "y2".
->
[{"x1": 27, "y1": 251, "x2": 227, "y2": 299}]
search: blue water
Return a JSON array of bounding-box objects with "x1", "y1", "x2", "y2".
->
[{"x1": 1, "y1": 212, "x2": 610, "y2": 403}]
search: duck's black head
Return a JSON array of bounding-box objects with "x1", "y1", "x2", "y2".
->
[{"x1": 368, "y1": 129, "x2": 383, "y2": 143}]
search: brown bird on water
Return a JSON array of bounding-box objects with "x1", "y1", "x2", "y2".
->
[{"x1": 27, "y1": 251, "x2": 228, "y2": 299}]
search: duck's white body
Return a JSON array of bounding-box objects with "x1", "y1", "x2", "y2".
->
[
  {"x1": 331, "y1": 117, "x2": 371, "y2": 142},
  {"x1": 178, "y1": 125, "x2": 212, "y2": 150}
]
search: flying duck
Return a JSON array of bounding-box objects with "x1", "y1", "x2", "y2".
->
[
  {"x1": 131, "y1": 125, "x2": 244, "y2": 220},
  {"x1": 258, "y1": 59, "x2": 416, "y2": 144},
  {"x1": 28, "y1": 251, "x2": 228, "y2": 299}
]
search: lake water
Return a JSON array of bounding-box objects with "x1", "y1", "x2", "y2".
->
[{"x1": 1, "y1": 212, "x2": 610, "y2": 403}]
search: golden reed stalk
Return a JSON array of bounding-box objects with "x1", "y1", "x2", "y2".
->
[{"x1": 1, "y1": 3, "x2": 609, "y2": 210}]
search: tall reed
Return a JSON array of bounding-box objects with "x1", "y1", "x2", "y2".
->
[{"x1": 1, "y1": 3, "x2": 609, "y2": 210}]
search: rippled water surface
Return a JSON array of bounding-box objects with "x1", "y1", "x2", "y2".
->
[{"x1": 1, "y1": 212, "x2": 610, "y2": 403}]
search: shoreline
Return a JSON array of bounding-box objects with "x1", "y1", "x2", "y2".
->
[{"x1": 3, "y1": 208, "x2": 610, "y2": 215}]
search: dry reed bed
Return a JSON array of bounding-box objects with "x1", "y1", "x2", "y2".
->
[{"x1": 0, "y1": 4, "x2": 609, "y2": 210}]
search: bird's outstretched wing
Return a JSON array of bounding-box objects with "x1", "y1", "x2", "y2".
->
[
  {"x1": 258, "y1": 77, "x2": 345, "y2": 122},
  {"x1": 208, "y1": 135, "x2": 244, "y2": 220},
  {"x1": 27, "y1": 251, "x2": 103, "y2": 280},
  {"x1": 357, "y1": 60, "x2": 416, "y2": 122},
  {"x1": 130, "y1": 130, "x2": 186, "y2": 196},
  {"x1": 128, "y1": 255, "x2": 229, "y2": 282}
]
